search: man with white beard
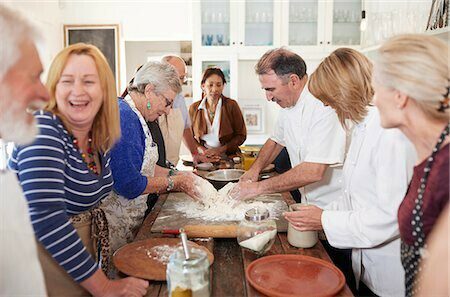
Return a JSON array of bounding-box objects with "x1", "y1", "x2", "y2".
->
[{"x1": 0, "y1": 4, "x2": 49, "y2": 295}]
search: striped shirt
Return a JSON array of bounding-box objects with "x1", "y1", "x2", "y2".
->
[{"x1": 8, "y1": 110, "x2": 113, "y2": 282}]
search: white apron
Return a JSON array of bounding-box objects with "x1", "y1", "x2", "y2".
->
[
  {"x1": 159, "y1": 108, "x2": 184, "y2": 165},
  {"x1": 101, "y1": 95, "x2": 158, "y2": 254}
]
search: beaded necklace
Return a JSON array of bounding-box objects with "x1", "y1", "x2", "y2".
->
[
  {"x1": 73, "y1": 133, "x2": 98, "y2": 175},
  {"x1": 401, "y1": 123, "x2": 450, "y2": 297}
]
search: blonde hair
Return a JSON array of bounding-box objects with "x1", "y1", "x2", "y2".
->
[
  {"x1": 309, "y1": 48, "x2": 374, "y2": 128},
  {"x1": 374, "y1": 34, "x2": 450, "y2": 121},
  {"x1": 45, "y1": 43, "x2": 120, "y2": 152}
]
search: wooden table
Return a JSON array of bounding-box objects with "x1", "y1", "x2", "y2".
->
[{"x1": 135, "y1": 193, "x2": 353, "y2": 297}]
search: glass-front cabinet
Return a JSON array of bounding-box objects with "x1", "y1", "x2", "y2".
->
[
  {"x1": 200, "y1": 0, "x2": 231, "y2": 47},
  {"x1": 244, "y1": 0, "x2": 275, "y2": 46},
  {"x1": 288, "y1": 0, "x2": 322, "y2": 46},
  {"x1": 194, "y1": 0, "x2": 280, "y2": 54},
  {"x1": 331, "y1": 0, "x2": 362, "y2": 46},
  {"x1": 281, "y1": 0, "x2": 362, "y2": 52}
]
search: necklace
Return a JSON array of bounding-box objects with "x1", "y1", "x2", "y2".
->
[
  {"x1": 401, "y1": 123, "x2": 449, "y2": 297},
  {"x1": 73, "y1": 133, "x2": 98, "y2": 175}
]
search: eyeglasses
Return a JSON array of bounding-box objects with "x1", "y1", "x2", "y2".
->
[
  {"x1": 179, "y1": 75, "x2": 188, "y2": 84},
  {"x1": 160, "y1": 94, "x2": 173, "y2": 108}
]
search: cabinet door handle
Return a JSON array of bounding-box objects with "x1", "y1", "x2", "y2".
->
[
  {"x1": 239, "y1": 42, "x2": 243, "y2": 45},
  {"x1": 319, "y1": 41, "x2": 323, "y2": 44},
  {"x1": 232, "y1": 41, "x2": 236, "y2": 45},
  {"x1": 327, "y1": 41, "x2": 331, "y2": 45}
]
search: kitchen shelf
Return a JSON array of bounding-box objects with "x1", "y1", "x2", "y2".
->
[{"x1": 426, "y1": 26, "x2": 449, "y2": 41}]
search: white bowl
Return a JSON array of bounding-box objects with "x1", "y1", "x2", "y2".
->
[{"x1": 196, "y1": 162, "x2": 214, "y2": 171}]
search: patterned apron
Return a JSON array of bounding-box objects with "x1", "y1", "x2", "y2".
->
[{"x1": 101, "y1": 95, "x2": 158, "y2": 259}]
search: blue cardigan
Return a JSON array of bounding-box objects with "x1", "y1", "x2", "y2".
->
[{"x1": 110, "y1": 99, "x2": 148, "y2": 199}]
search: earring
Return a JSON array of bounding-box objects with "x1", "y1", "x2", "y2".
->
[{"x1": 147, "y1": 100, "x2": 151, "y2": 110}]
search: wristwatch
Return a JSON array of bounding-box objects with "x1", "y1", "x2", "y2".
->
[{"x1": 166, "y1": 176, "x2": 174, "y2": 192}]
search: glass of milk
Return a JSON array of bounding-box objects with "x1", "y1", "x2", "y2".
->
[
  {"x1": 287, "y1": 203, "x2": 318, "y2": 248},
  {"x1": 237, "y1": 207, "x2": 277, "y2": 255}
]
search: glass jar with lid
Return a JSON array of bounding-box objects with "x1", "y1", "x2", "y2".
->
[
  {"x1": 167, "y1": 247, "x2": 210, "y2": 297},
  {"x1": 237, "y1": 207, "x2": 277, "y2": 255}
]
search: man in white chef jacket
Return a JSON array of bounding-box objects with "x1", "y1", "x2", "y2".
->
[
  {"x1": 231, "y1": 48, "x2": 346, "y2": 209},
  {"x1": 0, "y1": 4, "x2": 48, "y2": 295}
]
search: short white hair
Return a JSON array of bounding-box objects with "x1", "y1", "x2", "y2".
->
[
  {"x1": 129, "y1": 61, "x2": 181, "y2": 94},
  {"x1": 0, "y1": 4, "x2": 39, "y2": 80}
]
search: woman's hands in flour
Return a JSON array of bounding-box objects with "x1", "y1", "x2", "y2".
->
[{"x1": 174, "y1": 172, "x2": 203, "y2": 202}]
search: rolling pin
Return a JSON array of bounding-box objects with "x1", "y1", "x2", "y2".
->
[{"x1": 184, "y1": 224, "x2": 237, "y2": 238}]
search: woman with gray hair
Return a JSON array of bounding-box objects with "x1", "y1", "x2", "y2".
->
[
  {"x1": 101, "y1": 61, "x2": 202, "y2": 258},
  {"x1": 372, "y1": 34, "x2": 449, "y2": 296}
]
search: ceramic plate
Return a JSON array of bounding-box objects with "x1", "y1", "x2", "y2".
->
[
  {"x1": 113, "y1": 238, "x2": 214, "y2": 281},
  {"x1": 246, "y1": 254, "x2": 345, "y2": 297},
  {"x1": 196, "y1": 162, "x2": 214, "y2": 171}
]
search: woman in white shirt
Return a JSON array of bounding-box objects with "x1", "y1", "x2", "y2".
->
[
  {"x1": 284, "y1": 48, "x2": 416, "y2": 296},
  {"x1": 189, "y1": 68, "x2": 246, "y2": 161}
]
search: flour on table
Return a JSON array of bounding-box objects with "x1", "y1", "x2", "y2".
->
[
  {"x1": 175, "y1": 181, "x2": 284, "y2": 221},
  {"x1": 144, "y1": 244, "x2": 179, "y2": 264}
]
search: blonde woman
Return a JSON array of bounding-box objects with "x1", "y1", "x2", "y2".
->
[
  {"x1": 372, "y1": 34, "x2": 449, "y2": 297},
  {"x1": 8, "y1": 43, "x2": 148, "y2": 296},
  {"x1": 284, "y1": 48, "x2": 416, "y2": 296}
]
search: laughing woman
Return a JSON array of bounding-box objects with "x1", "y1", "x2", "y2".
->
[{"x1": 8, "y1": 43, "x2": 148, "y2": 296}]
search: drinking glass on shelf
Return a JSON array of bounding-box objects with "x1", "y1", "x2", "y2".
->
[
  {"x1": 203, "y1": 11, "x2": 210, "y2": 24},
  {"x1": 217, "y1": 12, "x2": 223, "y2": 23},
  {"x1": 216, "y1": 34, "x2": 223, "y2": 45}
]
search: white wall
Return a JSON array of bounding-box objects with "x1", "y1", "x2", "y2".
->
[
  {"x1": 3, "y1": 0, "x2": 63, "y2": 79},
  {"x1": 60, "y1": 0, "x2": 193, "y2": 91},
  {"x1": 6, "y1": 0, "x2": 193, "y2": 91}
]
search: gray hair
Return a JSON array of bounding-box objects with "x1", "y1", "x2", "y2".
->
[
  {"x1": 0, "y1": 4, "x2": 39, "y2": 80},
  {"x1": 128, "y1": 61, "x2": 181, "y2": 95}
]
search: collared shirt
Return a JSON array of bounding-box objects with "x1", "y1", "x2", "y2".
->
[
  {"x1": 172, "y1": 92, "x2": 191, "y2": 129},
  {"x1": 270, "y1": 91, "x2": 346, "y2": 208},
  {"x1": 322, "y1": 107, "x2": 417, "y2": 296},
  {"x1": 0, "y1": 170, "x2": 47, "y2": 296},
  {"x1": 198, "y1": 97, "x2": 222, "y2": 148}
]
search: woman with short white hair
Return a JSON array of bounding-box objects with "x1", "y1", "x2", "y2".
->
[
  {"x1": 372, "y1": 34, "x2": 449, "y2": 297},
  {"x1": 100, "y1": 61, "x2": 203, "y2": 258}
]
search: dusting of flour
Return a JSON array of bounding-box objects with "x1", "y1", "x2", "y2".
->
[
  {"x1": 144, "y1": 244, "x2": 179, "y2": 264},
  {"x1": 174, "y1": 180, "x2": 284, "y2": 221}
]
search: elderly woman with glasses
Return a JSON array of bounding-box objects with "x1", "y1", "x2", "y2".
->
[{"x1": 100, "y1": 61, "x2": 203, "y2": 257}]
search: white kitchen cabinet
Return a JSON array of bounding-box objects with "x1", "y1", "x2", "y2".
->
[
  {"x1": 281, "y1": 0, "x2": 362, "y2": 56},
  {"x1": 193, "y1": 0, "x2": 282, "y2": 57}
]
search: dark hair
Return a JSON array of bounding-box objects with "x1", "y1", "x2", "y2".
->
[
  {"x1": 255, "y1": 48, "x2": 307, "y2": 82},
  {"x1": 201, "y1": 67, "x2": 227, "y2": 85}
]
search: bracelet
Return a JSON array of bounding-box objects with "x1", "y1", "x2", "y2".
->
[
  {"x1": 168, "y1": 168, "x2": 177, "y2": 176},
  {"x1": 166, "y1": 176, "x2": 174, "y2": 192}
]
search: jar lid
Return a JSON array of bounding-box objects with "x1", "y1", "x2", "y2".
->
[{"x1": 245, "y1": 207, "x2": 270, "y2": 221}]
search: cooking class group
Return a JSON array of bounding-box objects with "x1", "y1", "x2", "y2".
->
[{"x1": 1, "y1": 3, "x2": 449, "y2": 297}]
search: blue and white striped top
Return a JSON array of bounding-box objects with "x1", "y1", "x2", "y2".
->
[{"x1": 8, "y1": 110, "x2": 114, "y2": 282}]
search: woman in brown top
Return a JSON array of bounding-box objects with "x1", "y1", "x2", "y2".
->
[
  {"x1": 372, "y1": 34, "x2": 449, "y2": 297},
  {"x1": 189, "y1": 68, "x2": 246, "y2": 160}
]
